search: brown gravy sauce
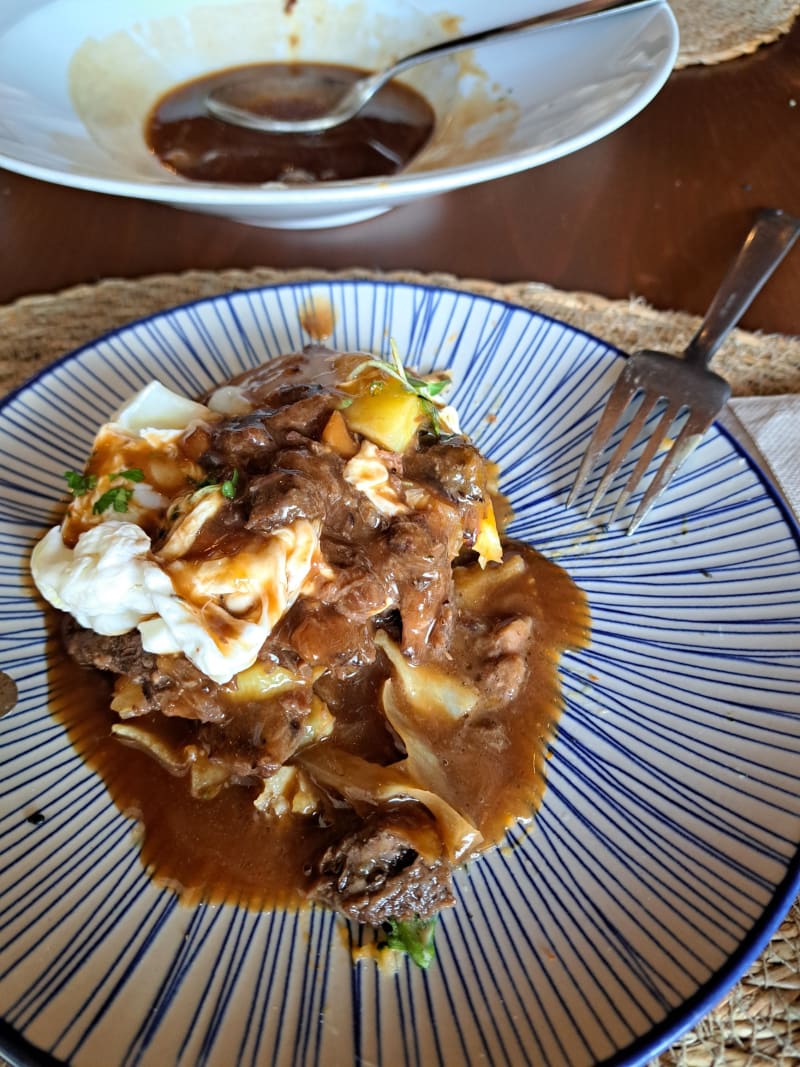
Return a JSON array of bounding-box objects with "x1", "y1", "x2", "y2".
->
[
  {"x1": 145, "y1": 62, "x2": 436, "y2": 185},
  {"x1": 48, "y1": 548, "x2": 588, "y2": 912}
]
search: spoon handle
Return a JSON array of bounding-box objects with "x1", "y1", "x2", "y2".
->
[
  {"x1": 388, "y1": 0, "x2": 662, "y2": 80},
  {"x1": 207, "y1": 0, "x2": 663, "y2": 134}
]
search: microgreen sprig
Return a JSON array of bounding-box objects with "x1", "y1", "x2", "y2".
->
[
  {"x1": 383, "y1": 916, "x2": 437, "y2": 969},
  {"x1": 349, "y1": 340, "x2": 450, "y2": 435},
  {"x1": 221, "y1": 470, "x2": 239, "y2": 499},
  {"x1": 190, "y1": 469, "x2": 240, "y2": 502}
]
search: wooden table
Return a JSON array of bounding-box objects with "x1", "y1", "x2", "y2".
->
[{"x1": 0, "y1": 17, "x2": 798, "y2": 333}]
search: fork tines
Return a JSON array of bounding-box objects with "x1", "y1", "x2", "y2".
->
[{"x1": 567, "y1": 362, "x2": 720, "y2": 534}]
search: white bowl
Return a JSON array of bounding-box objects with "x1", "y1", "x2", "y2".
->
[{"x1": 0, "y1": 0, "x2": 678, "y2": 229}]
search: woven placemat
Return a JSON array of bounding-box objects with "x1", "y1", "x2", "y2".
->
[
  {"x1": 2, "y1": 267, "x2": 799, "y2": 398},
  {"x1": 672, "y1": 0, "x2": 800, "y2": 68},
  {"x1": 1, "y1": 268, "x2": 799, "y2": 1067}
]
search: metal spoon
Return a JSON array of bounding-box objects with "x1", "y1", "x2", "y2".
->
[{"x1": 206, "y1": 0, "x2": 661, "y2": 135}]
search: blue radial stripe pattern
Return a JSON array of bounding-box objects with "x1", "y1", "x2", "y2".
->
[{"x1": 0, "y1": 280, "x2": 799, "y2": 1067}]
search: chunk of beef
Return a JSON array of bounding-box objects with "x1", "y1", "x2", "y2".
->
[
  {"x1": 315, "y1": 549, "x2": 394, "y2": 624},
  {"x1": 452, "y1": 613, "x2": 534, "y2": 708},
  {"x1": 245, "y1": 469, "x2": 326, "y2": 534},
  {"x1": 62, "y1": 616, "x2": 156, "y2": 681},
  {"x1": 61, "y1": 618, "x2": 230, "y2": 723},
  {"x1": 222, "y1": 435, "x2": 380, "y2": 540},
  {"x1": 259, "y1": 390, "x2": 337, "y2": 443},
  {"x1": 277, "y1": 442, "x2": 384, "y2": 538},
  {"x1": 307, "y1": 806, "x2": 454, "y2": 925},
  {"x1": 197, "y1": 688, "x2": 311, "y2": 778},
  {"x1": 289, "y1": 604, "x2": 377, "y2": 675},
  {"x1": 224, "y1": 347, "x2": 355, "y2": 410},
  {"x1": 404, "y1": 436, "x2": 487, "y2": 503},
  {"x1": 148, "y1": 655, "x2": 228, "y2": 723},
  {"x1": 366, "y1": 518, "x2": 454, "y2": 661},
  {"x1": 200, "y1": 391, "x2": 333, "y2": 474},
  {"x1": 202, "y1": 411, "x2": 277, "y2": 472},
  {"x1": 328, "y1": 567, "x2": 393, "y2": 623}
]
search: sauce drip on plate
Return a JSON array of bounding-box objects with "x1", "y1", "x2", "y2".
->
[{"x1": 145, "y1": 62, "x2": 436, "y2": 185}]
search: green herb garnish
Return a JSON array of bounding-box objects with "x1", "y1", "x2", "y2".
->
[
  {"x1": 221, "y1": 470, "x2": 239, "y2": 500},
  {"x1": 190, "y1": 469, "x2": 239, "y2": 502},
  {"x1": 116, "y1": 468, "x2": 145, "y2": 483},
  {"x1": 63, "y1": 470, "x2": 98, "y2": 497},
  {"x1": 93, "y1": 485, "x2": 134, "y2": 515},
  {"x1": 90, "y1": 468, "x2": 145, "y2": 515},
  {"x1": 350, "y1": 340, "x2": 451, "y2": 435},
  {"x1": 383, "y1": 916, "x2": 438, "y2": 969}
]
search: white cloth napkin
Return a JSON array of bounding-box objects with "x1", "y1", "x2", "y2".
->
[{"x1": 720, "y1": 395, "x2": 800, "y2": 519}]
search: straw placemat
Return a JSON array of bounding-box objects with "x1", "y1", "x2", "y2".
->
[
  {"x1": 672, "y1": 0, "x2": 800, "y2": 68},
  {"x1": 2, "y1": 267, "x2": 799, "y2": 398},
  {"x1": 1, "y1": 268, "x2": 799, "y2": 1067}
]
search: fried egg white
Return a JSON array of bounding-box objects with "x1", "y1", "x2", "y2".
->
[
  {"x1": 31, "y1": 381, "x2": 324, "y2": 684},
  {"x1": 32, "y1": 517, "x2": 322, "y2": 685},
  {"x1": 31, "y1": 376, "x2": 482, "y2": 685}
]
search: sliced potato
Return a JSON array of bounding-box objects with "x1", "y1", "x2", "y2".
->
[
  {"x1": 454, "y1": 553, "x2": 526, "y2": 611},
  {"x1": 254, "y1": 766, "x2": 320, "y2": 818},
  {"x1": 300, "y1": 694, "x2": 335, "y2": 746},
  {"x1": 375, "y1": 630, "x2": 478, "y2": 719},
  {"x1": 189, "y1": 758, "x2": 230, "y2": 800},
  {"x1": 111, "y1": 722, "x2": 191, "y2": 775},
  {"x1": 110, "y1": 677, "x2": 149, "y2": 718}
]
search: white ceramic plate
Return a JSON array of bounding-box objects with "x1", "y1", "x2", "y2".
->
[
  {"x1": 0, "y1": 0, "x2": 678, "y2": 228},
  {"x1": 1, "y1": 280, "x2": 799, "y2": 1067}
]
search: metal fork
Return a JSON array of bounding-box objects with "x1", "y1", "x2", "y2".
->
[{"x1": 567, "y1": 208, "x2": 800, "y2": 533}]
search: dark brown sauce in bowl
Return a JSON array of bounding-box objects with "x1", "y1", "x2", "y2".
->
[{"x1": 145, "y1": 62, "x2": 436, "y2": 185}]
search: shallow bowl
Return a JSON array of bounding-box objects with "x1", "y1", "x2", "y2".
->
[{"x1": 0, "y1": 0, "x2": 677, "y2": 229}]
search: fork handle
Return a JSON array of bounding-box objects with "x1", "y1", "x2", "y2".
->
[{"x1": 683, "y1": 208, "x2": 800, "y2": 368}]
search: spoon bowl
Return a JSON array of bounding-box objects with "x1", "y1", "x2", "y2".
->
[{"x1": 206, "y1": 0, "x2": 660, "y2": 134}]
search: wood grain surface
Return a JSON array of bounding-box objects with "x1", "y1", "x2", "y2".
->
[{"x1": 0, "y1": 19, "x2": 798, "y2": 334}]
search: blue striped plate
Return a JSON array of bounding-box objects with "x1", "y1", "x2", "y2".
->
[{"x1": 1, "y1": 280, "x2": 799, "y2": 1067}]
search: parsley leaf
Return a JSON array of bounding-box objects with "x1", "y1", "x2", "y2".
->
[
  {"x1": 93, "y1": 486, "x2": 134, "y2": 515},
  {"x1": 89, "y1": 468, "x2": 145, "y2": 514},
  {"x1": 63, "y1": 470, "x2": 98, "y2": 497},
  {"x1": 115, "y1": 468, "x2": 145, "y2": 483},
  {"x1": 383, "y1": 916, "x2": 437, "y2": 969}
]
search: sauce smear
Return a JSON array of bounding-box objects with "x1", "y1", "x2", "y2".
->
[
  {"x1": 48, "y1": 544, "x2": 588, "y2": 912},
  {"x1": 146, "y1": 62, "x2": 435, "y2": 184}
]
